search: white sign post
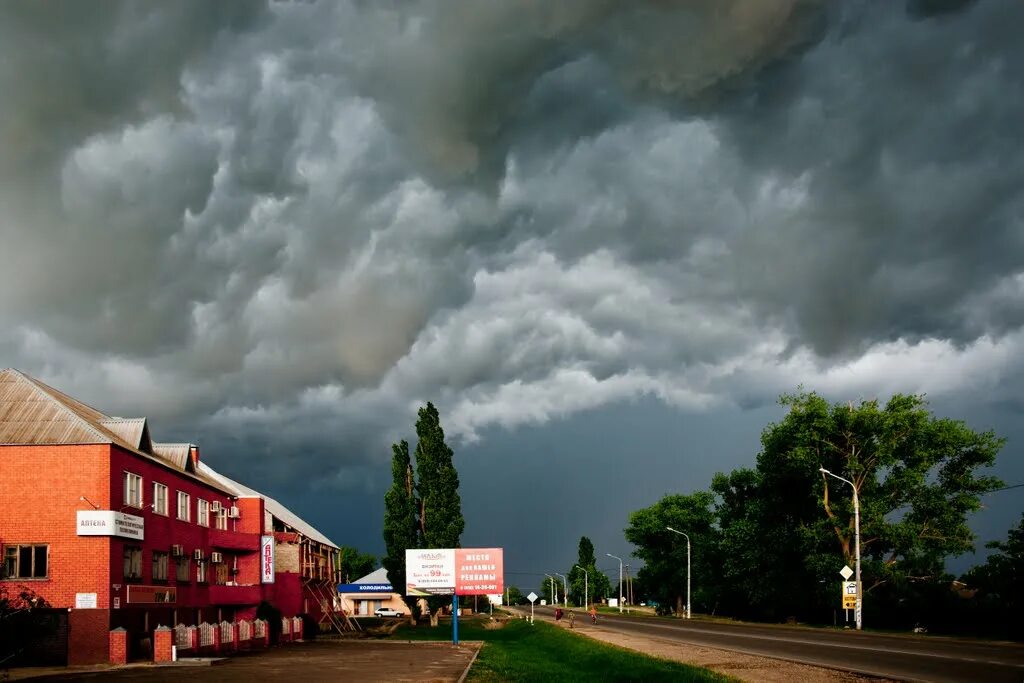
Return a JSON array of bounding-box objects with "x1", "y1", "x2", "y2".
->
[{"x1": 527, "y1": 591, "x2": 538, "y2": 624}]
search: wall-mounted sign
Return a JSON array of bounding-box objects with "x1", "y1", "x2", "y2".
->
[
  {"x1": 337, "y1": 583, "x2": 393, "y2": 593},
  {"x1": 76, "y1": 511, "x2": 144, "y2": 540},
  {"x1": 260, "y1": 535, "x2": 275, "y2": 583},
  {"x1": 126, "y1": 585, "x2": 176, "y2": 604},
  {"x1": 75, "y1": 593, "x2": 98, "y2": 609},
  {"x1": 405, "y1": 548, "x2": 504, "y2": 596},
  {"x1": 113, "y1": 597, "x2": 121, "y2": 609}
]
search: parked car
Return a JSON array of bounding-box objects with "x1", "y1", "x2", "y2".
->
[{"x1": 374, "y1": 607, "x2": 404, "y2": 618}]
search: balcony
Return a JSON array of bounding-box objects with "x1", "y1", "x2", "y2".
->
[
  {"x1": 208, "y1": 583, "x2": 262, "y2": 605},
  {"x1": 208, "y1": 529, "x2": 260, "y2": 552}
]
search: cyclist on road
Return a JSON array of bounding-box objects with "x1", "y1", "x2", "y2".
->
[{"x1": 589, "y1": 605, "x2": 598, "y2": 624}]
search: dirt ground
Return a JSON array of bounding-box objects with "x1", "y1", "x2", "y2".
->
[
  {"x1": 551, "y1": 618, "x2": 892, "y2": 683},
  {"x1": 6, "y1": 640, "x2": 480, "y2": 683}
]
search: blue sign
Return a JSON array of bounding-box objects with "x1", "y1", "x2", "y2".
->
[{"x1": 337, "y1": 583, "x2": 393, "y2": 593}]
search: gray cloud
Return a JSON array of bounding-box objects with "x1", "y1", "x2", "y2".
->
[{"x1": 1, "y1": 0, "x2": 1022, "y2": 515}]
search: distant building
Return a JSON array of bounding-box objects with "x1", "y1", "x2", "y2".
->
[
  {"x1": 0, "y1": 368, "x2": 343, "y2": 665},
  {"x1": 337, "y1": 567, "x2": 408, "y2": 616}
]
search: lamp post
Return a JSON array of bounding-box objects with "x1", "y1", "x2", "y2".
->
[
  {"x1": 819, "y1": 467, "x2": 861, "y2": 631},
  {"x1": 665, "y1": 526, "x2": 691, "y2": 619},
  {"x1": 575, "y1": 564, "x2": 588, "y2": 610},
  {"x1": 606, "y1": 553, "x2": 623, "y2": 613},
  {"x1": 544, "y1": 574, "x2": 556, "y2": 605},
  {"x1": 554, "y1": 572, "x2": 568, "y2": 608}
]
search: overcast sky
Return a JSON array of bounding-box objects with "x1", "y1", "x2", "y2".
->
[{"x1": 2, "y1": 0, "x2": 1022, "y2": 587}]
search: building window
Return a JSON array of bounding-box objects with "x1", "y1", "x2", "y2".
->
[
  {"x1": 123, "y1": 546, "x2": 143, "y2": 580},
  {"x1": 2, "y1": 544, "x2": 48, "y2": 579},
  {"x1": 153, "y1": 483, "x2": 168, "y2": 516},
  {"x1": 123, "y1": 472, "x2": 143, "y2": 509},
  {"x1": 152, "y1": 551, "x2": 169, "y2": 581},
  {"x1": 176, "y1": 491, "x2": 191, "y2": 522},
  {"x1": 215, "y1": 562, "x2": 228, "y2": 585},
  {"x1": 215, "y1": 510, "x2": 227, "y2": 530},
  {"x1": 175, "y1": 558, "x2": 190, "y2": 583},
  {"x1": 196, "y1": 560, "x2": 207, "y2": 584},
  {"x1": 197, "y1": 499, "x2": 209, "y2": 527}
]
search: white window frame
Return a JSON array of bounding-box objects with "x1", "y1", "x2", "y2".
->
[
  {"x1": 176, "y1": 491, "x2": 191, "y2": 522},
  {"x1": 196, "y1": 559, "x2": 207, "y2": 583},
  {"x1": 123, "y1": 472, "x2": 143, "y2": 509},
  {"x1": 197, "y1": 499, "x2": 209, "y2": 527},
  {"x1": 215, "y1": 509, "x2": 228, "y2": 530},
  {"x1": 152, "y1": 483, "x2": 168, "y2": 516}
]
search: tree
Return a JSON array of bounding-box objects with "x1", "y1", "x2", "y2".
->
[
  {"x1": 715, "y1": 391, "x2": 1004, "y2": 623},
  {"x1": 414, "y1": 402, "x2": 464, "y2": 549},
  {"x1": 962, "y1": 513, "x2": 1024, "y2": 638},
  {"x1": 506, "y1": 586, "x2": 525, "y2": 606},
  {"x1": 568, "y1": 536, "x2": 611, "y2": 607},
  {"x1": 382, "y1": 439, "x2": 419, "y2": 622},
  {"x1": 624, "y1": 491, "x2": 719, "y2": 616},
  {"x1": 338, "y1": 546, "x2": 377, "y2": 583}
]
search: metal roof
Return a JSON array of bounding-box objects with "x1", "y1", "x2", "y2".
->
[
  {"x1": 197, "y1": 461, "x2": 339, "y2": 549},
  {"x1": 0, "y1": 368, "x2": 230, "y2": 494}
]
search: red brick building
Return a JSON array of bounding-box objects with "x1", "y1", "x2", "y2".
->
[{"x1": 0, "y1": 369, "x2": 342, "y2": 664}]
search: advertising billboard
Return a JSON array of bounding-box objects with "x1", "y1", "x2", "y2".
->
[
  {"x1": 405, "y1": 547, "x2": 504, "y2": 596},
  {"x1": 76, "y1": 510, "x2": 145, "y2": 540}
]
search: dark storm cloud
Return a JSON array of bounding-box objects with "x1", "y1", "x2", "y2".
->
[{"x1": 0, "y1": 0, "x2": 1022, "y2": 500}]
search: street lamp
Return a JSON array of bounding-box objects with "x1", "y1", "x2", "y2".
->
[
  {"x1": 819, "y1": 467, "x2": 861, "y2": 631},
  {"x1": 554, "y1": 572, "x2": 568, "y2": 608},
  {"x1": 665, "y1": 527, "x2": 691, "y2": 620},
  {"x1": 544, "y1": 574, "x2": 557, "y2": 605},
  {"x1": 606, "y1": 553, "x2": 623, "y2": 613},
  {"x1": 574, "y1": 564, "x2": 588, "y2": 610}
]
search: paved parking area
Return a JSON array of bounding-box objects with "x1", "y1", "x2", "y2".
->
[{"x1": 24, "y1": 640, "x2": 480, "y2": 682}]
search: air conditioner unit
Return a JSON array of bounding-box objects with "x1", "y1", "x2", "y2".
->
[
  {"x1": 171, "y1": 544, "x2": 184, "y2": 557},
  {"x1": 210, "y1": 552, "x2": 224, "y2": 564},
  {"x1": 228, "y1": 506, "x2": 240, "y2": 518},
  {"x1": 194, "y1": 549, "x2": 204, "y2": 561},
  {"x1": 211, "y1": 501, "x2": 223, "y2": 513}
]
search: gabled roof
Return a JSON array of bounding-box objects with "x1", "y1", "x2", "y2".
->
[
  {"x1": 353, "y1": 567, "x2": 390, "y2": 585},
  {"x1": 197, "y1": 461, "x2": 339, "y2": 549},
  {"x1": 152, "y1": 443, "x2": 193, "y2": 471},
  {"x1": 0, "y1": 368, "x2": 229, "y2": 494}
]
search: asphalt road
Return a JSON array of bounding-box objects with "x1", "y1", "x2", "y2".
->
[{"x1": 526, "y1": 605, "x2": 1024, "y2": 682}]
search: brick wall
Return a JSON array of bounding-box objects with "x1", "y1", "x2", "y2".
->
[{"x1": 68, "y1": 608, "x2": 110, "y2": 665}]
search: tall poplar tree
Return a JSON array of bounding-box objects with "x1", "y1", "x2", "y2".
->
[
  {"x1": 414, "y1": 402, "x2": 464, "y2": 549},
  {"x1": 382, "y1": 439, "x2": 418, "y2": 620}
]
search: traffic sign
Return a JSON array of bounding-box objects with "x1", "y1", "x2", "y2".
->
[
  {"x1": 839, "y1": 565, "x2": 853, "y2": 580},
  {"x1": 842, "y1": 581, "x2": 858, "y2": 609},
  {"x1": 527, "y1": 592, "x2": 538, "y2": 604}
]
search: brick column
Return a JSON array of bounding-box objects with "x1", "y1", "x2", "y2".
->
[
  {"x1": 109, "y1": 628, "x2": 127, "y2": 665},
  {"x1": 213, "y1": 624, "x2": 222, "y2": 654},
  {"x1": 153, "y1": 627, "x2": 173, "y2": 663},
  {"x1": 232, "y1": 622, "x2": 240, "y2": 651},
  {"x1": 263, "y1": 624, "x2": 270, "y2": 648}
]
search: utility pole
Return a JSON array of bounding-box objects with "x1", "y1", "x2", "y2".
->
[
  {"x1": 607, "y1": 554, "x2": 623, "y2": 613},
  {"x1": 575, "y1": 565, "x2": 588, "y2": 610},
  {"x1": 665, "y1": 527, "x2": 691, "y2": 619},
  {"x1": 820, "y1": 468, "x2": 862, "y2": 631}
]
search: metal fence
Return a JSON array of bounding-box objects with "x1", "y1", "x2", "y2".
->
[
  {"x1": 219, "y1": 620, "x2": 233, "y2": 643},
  {"x1": 198, "y1": 622, "x2": 216, "y2": 647},
  {"x1": 238, "y1": 619, "x2": 252, "y2": 641},
  {"x1": 174, "y1": 624, "x2": 194, "y2": 650},
  {"x1": 253, "y1": 619, "x2": 267, "y2": 639}
]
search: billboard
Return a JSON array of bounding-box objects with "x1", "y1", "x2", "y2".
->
[{"x1": 405, "y1": 547, "x2": 503, "y2": 596}]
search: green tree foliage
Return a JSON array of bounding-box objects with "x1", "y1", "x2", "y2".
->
[
  {"x1": 506, "y1": 585, "x2": 525, "y2": 605},
  {"x1": 625, "y1": 391, "x2": 1005, "y2": 628},
  {"x1": 961, "y1": 513, "x2": 1024, "y2": 638},
  {"x1": 624, "y1": 491, "x2": 719, "y2": 616},
  {"x1": 415, "y1": 402, "x2": 464, "y2": 549},
  {"x1": 338, "y1": 546, "x2": 377, "y2": 583},
  {"x1": 382, "y1": 439, "x2": 419, "y2": 618},
  {"x1": 568, "y1": 535, "x2": 611, "y2": 607},
  {"x1": 714, "y1": 391, "x2": 1004, "y2": 622}
]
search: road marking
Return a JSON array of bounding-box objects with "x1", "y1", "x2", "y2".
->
[{"x1": 603, "y1": 619, "x2": 1024, "y2": 668}]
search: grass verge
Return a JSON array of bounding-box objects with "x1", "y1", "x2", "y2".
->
[{"x1": 394, "y1": 616, "x2": 731, "y2": 682}]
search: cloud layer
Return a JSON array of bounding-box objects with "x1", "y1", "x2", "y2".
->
[{"x1": 2, "y1": 0, "x2": 1023, "y2": 492}]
